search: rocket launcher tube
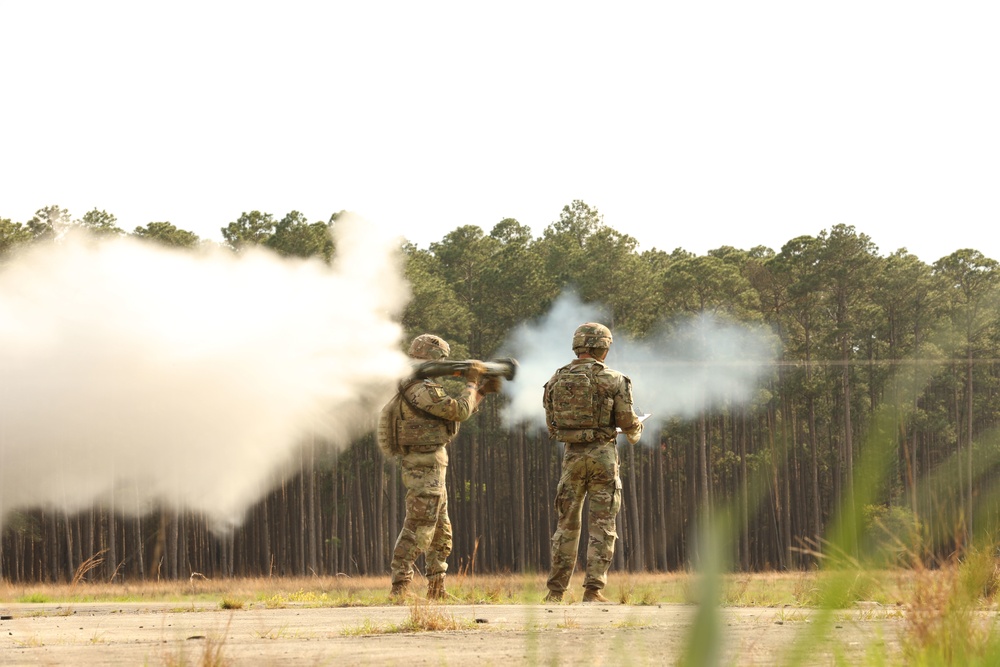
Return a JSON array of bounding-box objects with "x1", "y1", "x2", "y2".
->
[{"x1": 411, "y1": 357, "x2": 518, "y2": 382}]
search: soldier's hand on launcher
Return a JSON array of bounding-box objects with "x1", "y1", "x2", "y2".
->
[
  {"x1": 479, "y1": 376, "x2": 502, "y2": 394},
  {"x1": 463, "y1": 361, "x2": 486, "y2": 384}
]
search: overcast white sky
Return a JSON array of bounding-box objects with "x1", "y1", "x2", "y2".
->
[{"x1": 2, "y1": 1, "x2": 998, "y2": 263}]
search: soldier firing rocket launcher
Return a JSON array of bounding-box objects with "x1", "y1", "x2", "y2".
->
[{"x1": 411, "y1": 357, "x2": 518, "y2": 382}]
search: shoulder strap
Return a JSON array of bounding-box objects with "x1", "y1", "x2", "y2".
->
[
  {"x1": 398, "y1": 378, "x2": 445, "y2": 419},
  {"x1": 398, "y1": 376, "x2": 424, "y2": 397}
]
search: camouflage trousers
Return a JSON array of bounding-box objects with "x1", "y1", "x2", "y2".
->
[
  {"x1": 546, "y1": 441, "x2": 622, "y2": 593},
  {"x1": 390, "y1": 448, "x2": 453, "y2": 585}
]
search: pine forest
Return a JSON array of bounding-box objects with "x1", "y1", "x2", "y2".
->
[{"x1": 2, "y1": 201, "x2": 999, "y2": 584}]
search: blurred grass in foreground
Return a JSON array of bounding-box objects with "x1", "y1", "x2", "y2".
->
[{"x1": 677, "y1": 344, "x2": 1000, "y2": 666}]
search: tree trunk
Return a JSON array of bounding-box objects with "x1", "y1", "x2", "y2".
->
[{"x1": 627, "y1": 440, "x2": 643, "y2": 571}]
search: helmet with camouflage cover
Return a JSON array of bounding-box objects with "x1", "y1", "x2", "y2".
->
[
  {"x1": 409, "y1": 334, "x2": 451, "y2": 360},
  {"x1": 572, "y1": 322, "x2": 612, "y2": 352}
]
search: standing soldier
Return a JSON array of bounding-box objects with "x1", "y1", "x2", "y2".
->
[
  {"x1": 383, "y1": 334, "x2": 500, "y2": 601},
  {"x1": 542, "y1": 322, "x2": 643, "y2": 604}
]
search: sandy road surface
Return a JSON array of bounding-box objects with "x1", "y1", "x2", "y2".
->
[{"x1": 1, "y1": 600, "x2": 902, "y2": 666}]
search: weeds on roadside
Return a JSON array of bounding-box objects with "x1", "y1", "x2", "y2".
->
[
  {"x1": 616, "y1": 578, "x2": 636, "y2": 605},
  {"x1": 341, "y1": 618, "x2": 384, "y2": 636},
  {"x1": 253, "y1": 624, "x2": 291, "y2": 640},
  {"x1": 556, "y1": 611, "x2": 579, "y2": 629},
  {"x1": 261, "y1": 593, "x2": 287, "y2": 609},
  {"x1": 160, "y1": 635, "x2": 229, "y2": 667},
  {"x1": 399, "y1": 599, "x2": 477, "y2": 632},
  {"x1": 792, "y1": 570, "x2": 821, "y2": 606},
  {"x1": 897, "y1": 553, "x2": 1000, "y2": 665},
  {"x1": 342, "y1": 599, "x2": 478, "y2": 636},
  {"x1": 255, "y1": 587, "x2": 378, "y2": 609},
  {"x1": 160, "y1": 613, "x2": 232, "y2": 667},
  {"x1": 10, "y1": 634, "x2": 44, "y2": 648},
  {"x1": 773, "y1": 607, "x2": 810, "y2": 623},
  {"x1": 615, "y1": 577, "x2": 658, "y2": 605},
  {"x1": 453, "y1": 572, "x2": 518, "y2": 603},
  {"x1": 721, "y1": 574, "x2": 752, "y2": 606}
]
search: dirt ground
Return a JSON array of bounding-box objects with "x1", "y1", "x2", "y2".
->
[{"x1": 1, "y1": 599, "x2": 903, "y2": 666}]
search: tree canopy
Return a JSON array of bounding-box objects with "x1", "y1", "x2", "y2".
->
[{"x1": 3, "y1": 201, "x2": 1000, "y2": 581}]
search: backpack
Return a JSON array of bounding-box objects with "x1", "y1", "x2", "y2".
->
[
  {"x1": 545, "y1": 362, "x2": 614, "y2": 442},
  {"x1": 376, "y1": 391, "x2": 406, "y2": 458},
  {"x1": 376, "y1": 380, "x2": 457, "y2": 458}
]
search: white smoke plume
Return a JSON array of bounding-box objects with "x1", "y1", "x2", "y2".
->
[
  {"x1": 499, "y1": 292, "x2": 780, "y2": 436},
  {"x1": 0, "y1": 214, "x2": 411, "y2": 529}
]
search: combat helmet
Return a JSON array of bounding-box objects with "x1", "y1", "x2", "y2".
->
[
  {"x1": 409, "y1": 334, "x2": 451, "y2": 360},
  {"x1": 572, "y1": 322, "x2": 612, "y2": 352}
]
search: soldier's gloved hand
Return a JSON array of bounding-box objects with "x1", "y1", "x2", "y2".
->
[
  {"x1": 464, "y1": 361, "x2": 486, "y2": 385},
  {"x1": 479, "y1": 377, "x2": 502, "y2": 394}
]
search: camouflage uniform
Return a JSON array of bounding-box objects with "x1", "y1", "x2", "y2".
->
[
  {"x1": 543, "y1": 326, "x2": 643, "y2": 600},
  {"x1": 389, "y1": 376, "x2": 480, "y2": 591}
]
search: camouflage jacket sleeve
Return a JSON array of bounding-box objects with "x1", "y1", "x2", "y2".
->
[
  {"x1": 541, "y1": 370, "x2": 560, "y2": 440},
  {"x1": 402, "y1": 379, "x2": 479, "y2": 422},
  {"x1": 609, "y1": 372, "x2": 643, "y2": 445}
]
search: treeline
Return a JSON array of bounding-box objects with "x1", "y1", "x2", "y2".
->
[{"x1": 2, "y1": 201, "x2": 1000, "y2": 583}]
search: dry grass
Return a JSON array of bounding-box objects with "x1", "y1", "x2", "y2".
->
[
  {"x1": 896, "y1": 555, "x2": 1000, "y2": 665},
  {"x1": 159, "y1": 635, "x2": 229, "y2": 667},
  {"x1": 398, "y1": 599, "x2": 477, "y2": 632},
  {"x1": 71, "y1": 549, "x2": 107, "y2": 586},
  {"x1": 1, "y1": 574, "x2": 393, "y2": 606},
  {"x1": 342, "y1": 598, "x2": 478, "y2": 635},
  {"x1": 0, "y1": 570, "x2": 919, "y2": 608},
  {"x1": 615, "y1": 575, "x2": 659, "y2": 605},
  {"x1": 555, "y1": 611, "x2": 580, "y2": 629},
  {"x1": 159, "y1": 613, "x2": 233, "y2": 667}
]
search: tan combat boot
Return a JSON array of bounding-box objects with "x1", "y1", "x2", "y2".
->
[
  {"x1": 582, "y1": 587, "x2": 613, "y2": 604},
  {"x1": 389, "y1": 581, "x2": 409, "y2": 602},
  {"x1": 426, "y1": 575, "x2": 446, "y2": 601}
]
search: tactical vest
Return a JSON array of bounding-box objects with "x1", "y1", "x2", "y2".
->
[
  {"x1": 376, "y1": 380, "x2": 458, "y2": 458},
  {"x1": 545, "y1": 362, "x2": 615, "y2": 443},
  {"x1": 376, "y1": 389, "x2": 406, "y2": 458}
]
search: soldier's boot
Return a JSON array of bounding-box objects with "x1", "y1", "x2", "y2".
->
[
  {"x1": 389, "y1": 581, "x2": 410, "y2": 602},
  {"x1": 426, "y1": 575, "x2": 447, "y2": 601},
  {"x1": 543, "y1": 589, "x2": 564, "y2": 603},
  {"x1": 582, "y1": 587, "x2": 613, "y2": 604}
]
